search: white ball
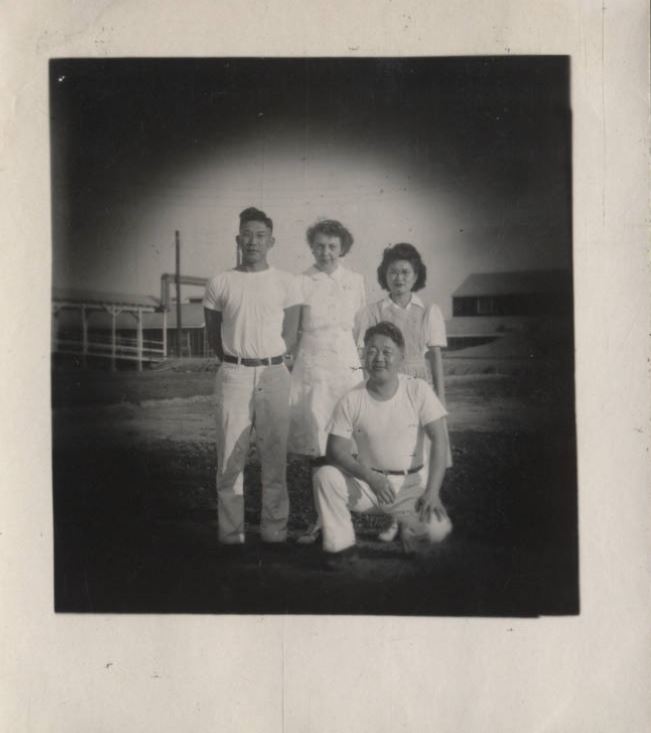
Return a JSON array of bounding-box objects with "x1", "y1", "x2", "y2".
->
[
  {"x1": 424, "y1": 513, "x2": 453, "y2": 543},
  {"x1": 401, "y1": 513, "x2": 453, "y2": 552}
]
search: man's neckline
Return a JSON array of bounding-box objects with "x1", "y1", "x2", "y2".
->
[
  {"x1": 235, "y1": 264, "x2": 272, "y2": 273},
  {"x1": 365, "y1": 377, "x2": 400, "y2": 402}
]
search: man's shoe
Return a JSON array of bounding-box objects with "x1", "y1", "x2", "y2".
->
[
  {"x1": 377, "y1": 520, "x2": 399, "y2": 543},
  {"x1": 297, "y1": 520, "x2": 322, "y2": 546},
  {"x1": 322, "y1": 546, "x2": 359, "y2": 571}
]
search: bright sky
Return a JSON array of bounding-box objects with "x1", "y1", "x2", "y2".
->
[{"x1": 51, "y1": 58, "x2": 572, "y2": 318}]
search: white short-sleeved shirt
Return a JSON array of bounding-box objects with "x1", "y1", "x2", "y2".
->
[
  {"x1": 389, "y1": 295, "x2": 447, "y2": 349},
  {"x1": 355, "y1": 294, "x2": 447, "y2": 351},
  {"x1": 328, "y1": 374, "x2": 447, "y2": 471},
  {"x1": 203, "y1": 267, "x2": 302, "y2": 358}
]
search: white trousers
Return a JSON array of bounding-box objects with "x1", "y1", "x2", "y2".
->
[
  {"x1": 214, "y1": 362, "x2": 290, "y2": 543},
  {"x1": 314, "y1": 465, "x2": 431, "y2": 553}
]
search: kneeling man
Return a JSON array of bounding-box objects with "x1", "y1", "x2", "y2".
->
[{"x1": 315, "y1": 320, "x2": 449, "y2": 564}]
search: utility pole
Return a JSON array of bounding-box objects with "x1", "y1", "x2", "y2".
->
[{"x1": 175, "y1": 230, "x2": 182, "y2": 357}]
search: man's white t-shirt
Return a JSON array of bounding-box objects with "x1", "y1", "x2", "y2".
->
[
  {"x1": 328, "y1": 374, "x2": 447, "y2": 471},
  {"x1": 203, "y1": 267, "x2": 302, "y2": 358}
]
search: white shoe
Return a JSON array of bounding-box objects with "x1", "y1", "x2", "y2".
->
[
  {"x1": 297, "y1": 521, "x2": 321, "y2": 545},
  {"x1": 378, "y1": 521, "x2": 399, "y2": 543}
]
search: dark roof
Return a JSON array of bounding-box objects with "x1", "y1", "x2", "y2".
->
[
  {"x1": 452, "y1": 269, "x2": 571, "y2": 298},
  {"x1": 52, "y1": 286, "x2": 160, "y2": 309}
]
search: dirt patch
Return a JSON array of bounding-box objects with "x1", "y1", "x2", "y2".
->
[
  {"x1": 52, "y1": 372, "x2": 560, "y2": 451},
  {"x1": 51, "y1": 366, "x2": 578, "y2": 616}
]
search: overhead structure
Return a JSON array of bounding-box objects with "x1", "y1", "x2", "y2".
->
[
  {"x1": 52, "y1": 287, "x2": 165, "y2": 371},
  {"x1": 159, "y1": 274, "x2": 208, "y2": 310},
  {"x1": 53, "y1": 271, "x2": 211, "y2": 369}
]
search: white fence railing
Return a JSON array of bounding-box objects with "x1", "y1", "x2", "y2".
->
[
  {"x1": 54, "y1": 336, "x2": 165, "y2": 364},
  {"x1": 52, "y1": 301, "x2": 167, "y2": 371}
]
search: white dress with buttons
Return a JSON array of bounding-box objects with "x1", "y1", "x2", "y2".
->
[{"x1": 288, "y1": 264, "x2": 366, "y2": 457}]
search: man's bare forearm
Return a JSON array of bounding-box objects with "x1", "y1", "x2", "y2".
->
[
  {"x1": 424, "y1": 420, "x2": 447, "y2": 497},
  {"x1": 427, "y1": 347, "x2": 446, "y2": 406},
  {"x1": 326, "y1": 435, "x2": 377, "y2": 486},
  {"x1": 282, "y1": 305, "x2": 301, "y2": 355},
  {"x1": 204, "y1": 309, "x2": 224, "y2": 359}
]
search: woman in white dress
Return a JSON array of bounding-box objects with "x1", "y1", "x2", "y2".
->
[{"x1": 288, "y1": 219, "x2": 366, "y2": 544}]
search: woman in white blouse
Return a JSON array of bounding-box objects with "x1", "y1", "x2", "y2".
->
[{"x1": 288, "y1": 219, "x2": 366, "y2": 544}]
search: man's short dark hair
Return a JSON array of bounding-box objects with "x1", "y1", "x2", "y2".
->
[
  {"x1": 377, "y1": 242, "x2": 427, "y2": 292},
  {"x1": 306, "y1": 219, "x2": 354, "y2": 256},
  {"x1": 363, "y1": 321, "x2": 405, "y2": 351},
  {"x1": 239, "y1": 207, "x2": 273, "y2": 232}
]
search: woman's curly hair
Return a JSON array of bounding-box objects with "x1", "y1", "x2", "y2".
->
[
  {"x1": 306, "y1": 219, "x2": 354, "y2": 256},
  {"x1": 377, "y1": 242, "x2": 427, "y2": 292}
]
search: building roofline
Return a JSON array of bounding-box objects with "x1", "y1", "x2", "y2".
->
[{"x1": 52, "y1": 287, "x2": 161, "y2": 309}]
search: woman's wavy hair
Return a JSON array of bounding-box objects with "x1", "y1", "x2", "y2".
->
[
  {"x1": 306, "y1": 219, "x2": 354, "y2": 256},
  {"x1": 377, "y1": 242, "x2": 427, "y2": 292}
]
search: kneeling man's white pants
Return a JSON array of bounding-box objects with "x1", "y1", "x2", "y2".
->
[{"x1": 314, "y1": 465, "x2": 429, "y2": 553}]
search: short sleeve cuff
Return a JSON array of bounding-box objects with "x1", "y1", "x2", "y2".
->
[
  {"x1": 425, "y1": 304, "x2": 448, "y2": 348},
  {"x1": 422, "y1": 404, "x2": 448, "y2": 424},
  {"x1": 326, "y1": 424, "x2": 353, "y2": 440},
  {"x1": 415, "y1": 380, "x2": 448, "y2": 424},
  {"x1": 202, "y1": 275, "x2": 223, "y2": 311}
]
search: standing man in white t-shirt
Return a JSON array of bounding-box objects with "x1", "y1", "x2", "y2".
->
[
  {"x1": 203, "y1": 207, "x2": 301, "y2": 545},
  {"x1": 314, "y1": 321, "x2": 450, "y2": 567}
]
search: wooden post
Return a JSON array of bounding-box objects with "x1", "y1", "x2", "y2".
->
[
  {"x1": 136, "y1": 307, "x2": 143, "y2": 372},
  {"x1": 175, "y1": 230, "x2": 182, "y2": 357},
  {"x1": 81, "y1": 305, "x2": 88, "y2": 368},
  {"x1": 110, "y1": 307, "x2": 117, "y2": 372},
  {"x1": 162, "y1": 309, "x2": 168, "y2": 358}
]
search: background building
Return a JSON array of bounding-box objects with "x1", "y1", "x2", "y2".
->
[
  {"x1": 52, "y1": 286, "x2": 211, "y2": 369},
  {"x1": 446, "y1": 269, "x2": 572, "y2": 351}
]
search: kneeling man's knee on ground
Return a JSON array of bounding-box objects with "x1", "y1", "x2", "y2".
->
[{"x1": 314, "y1": 464, "x2": 346, "y2": 493}]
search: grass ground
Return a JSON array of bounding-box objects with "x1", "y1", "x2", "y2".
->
[{"x1": 51, "y1": 357, "x2": 578, "y2": 616}]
